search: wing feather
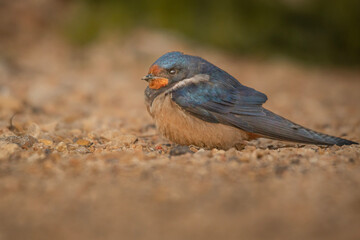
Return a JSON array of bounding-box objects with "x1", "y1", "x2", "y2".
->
[
  {"x1": 171, "y1": 75, "x2": 267, "y2": 130},
  {"x1": 170, "y1": 74, "x2": 356, "y2": 146}
]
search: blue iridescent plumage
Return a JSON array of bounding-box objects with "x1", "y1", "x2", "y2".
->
[
  {"x1": 144, "y1": 52, "x2": 357, "y2": 146},
  {"x1": 171, "y1": 76, "x2": 268, "y2": 124}
]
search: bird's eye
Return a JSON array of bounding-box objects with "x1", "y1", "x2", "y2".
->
[{"x1": 169, "y1": 69, "x2": 176, "y2": 75}]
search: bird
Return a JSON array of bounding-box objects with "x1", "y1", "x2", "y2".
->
[{"x1": 142, "y1": 52, "x2": 357, "y2": 150}]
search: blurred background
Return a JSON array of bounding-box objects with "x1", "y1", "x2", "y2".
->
[
  {"x1": 1, "y1": 0, "x2": 360, "y2": 66},
  {"x1": 1, "y1": 1, "x2": 360, "y2": 240}
]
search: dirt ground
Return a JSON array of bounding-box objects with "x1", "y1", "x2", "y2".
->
[{"x1": 0, "y1": 30, "x2": 360, "y2": 240}]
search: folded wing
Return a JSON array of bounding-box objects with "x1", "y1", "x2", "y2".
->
[{"x1": 171, "y1": 75, "x2": 357, "y2": 146}]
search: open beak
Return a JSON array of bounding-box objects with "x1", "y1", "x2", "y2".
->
[{"x1": 141, "y1": 74, "x2": 154, "y2": 82}]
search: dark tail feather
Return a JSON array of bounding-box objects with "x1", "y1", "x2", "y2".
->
[{"x1": 244, "y1": 109, "x2": 358, "y2": 146}]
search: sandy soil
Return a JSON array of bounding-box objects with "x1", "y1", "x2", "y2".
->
[{"x1": 0, "y1": 30, "x2": 360, "y2": 240}]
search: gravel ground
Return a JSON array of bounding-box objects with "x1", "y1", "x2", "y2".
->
[{"x1": 0, "y1": 30, "x2": 360, "y2": 240}]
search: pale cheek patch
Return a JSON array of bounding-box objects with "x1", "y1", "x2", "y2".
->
[{"x1": 149, "y1": 78, "x2": 169, "y2": 89}]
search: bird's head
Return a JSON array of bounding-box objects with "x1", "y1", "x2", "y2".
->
[{"x1": 142, "y1": 52, "x2": 209, "y2": 90}]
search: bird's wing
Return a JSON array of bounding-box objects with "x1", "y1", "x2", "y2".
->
[
  {"x1": 170, "y1": 75, "x2": 268, "y2": 132},
  {"x1": 170, "y1": 75, "x2": 356, "y2": 146}
]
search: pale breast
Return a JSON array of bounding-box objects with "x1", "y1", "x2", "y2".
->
[{"x1": 149, "y1": 93, "x2": 250, "y2": 149}]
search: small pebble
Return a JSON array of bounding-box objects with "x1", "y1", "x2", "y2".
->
[
  {"x1": 170, "y1": 145, "x2": 193, "y2": 156},
  {"x1": 76, "y1": 139, "x2": 92, "y2": 146},
  {"x1": 56, "y1": 142, "x2": 67, "y2": 152},
  {"x1": 39, "y1": 139, "x2": 53, "y2": 146},
  {"x1": 2, "y1": 135, "x2": 38, "y2": 149}
]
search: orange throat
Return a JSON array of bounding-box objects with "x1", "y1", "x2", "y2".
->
[{"x1": 149, "y1": 78, "x2": 169, "y2": 89}]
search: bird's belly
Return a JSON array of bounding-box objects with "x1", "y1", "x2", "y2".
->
[{"x1": 149, "y1": 93, "x2": 250, "y2": 149}]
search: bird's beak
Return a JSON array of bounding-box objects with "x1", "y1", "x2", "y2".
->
[
  {"x1": 141, "y1": 74, "x2": 154, "y2": 82},
  {"x1": 142, "y1": 74, "x2": 169, "y2": 89}
]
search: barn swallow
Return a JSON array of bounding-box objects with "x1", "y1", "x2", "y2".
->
[{"x1": 142, "y1": 52, "x2": 357, "y2": 149}]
